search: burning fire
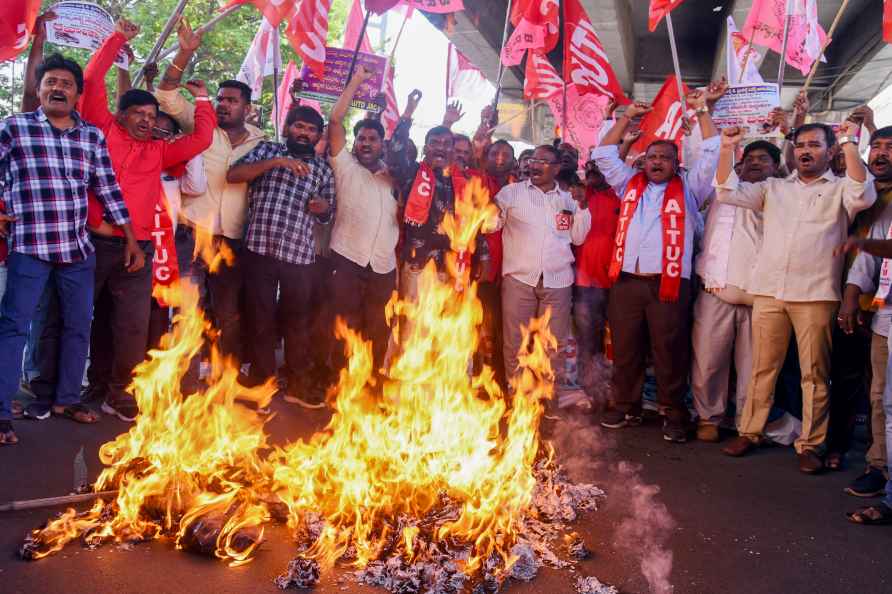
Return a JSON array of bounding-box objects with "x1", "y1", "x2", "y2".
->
[{"x1": 22, "y1": 176, "x2": 562, "y2": 584}]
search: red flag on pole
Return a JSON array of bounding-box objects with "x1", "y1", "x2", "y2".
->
[
  {"x1": 630, "y1": 75, "x2": 690, "y2": 157},
  {"x1": 648, "y1": 0, "x2": 685, "y2": 32},
  {"x1": 883, "y1": 0, "x2": 892, "y2": 43},
  {"x1": 0, "y1": 0, "x2": 40, "y2": 62},
  {"x1": 563, "y1": 0, "x2": 630, "y2": 104},
  {"x1": 284, "y1": 0, "x2": 333, "y2": 78},
  {"x1": 523, "y1": 51, "x2": 563, "y2": 100}
]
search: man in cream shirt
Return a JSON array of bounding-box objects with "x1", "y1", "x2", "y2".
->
[
  {"x1": 326, "y1": 66, "x2": 399, "y2": 372},
  {"x1": 716, "y1": 120, "x2": 876, "y2": 474},
  {"x1": 154, "y1": 20, "x2": 264, "y2": 374}
]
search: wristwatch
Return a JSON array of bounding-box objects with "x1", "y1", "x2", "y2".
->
[
  {"x1": 695, "y1": 106, "x2": 709, "y2": 115},
  {"x1": 838, "y1": 135, "x2": 859, "y2": 146}
]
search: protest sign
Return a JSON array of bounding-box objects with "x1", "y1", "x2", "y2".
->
[
  {"x1": 46, "y1": 2, "x2": 129, "y2": 70},
  {"x1": 298, "y1": 48, "x2": 387, "y2": 112},
  {"x1": 710, "y1": 84, "x2": 780, "y2": 136}
]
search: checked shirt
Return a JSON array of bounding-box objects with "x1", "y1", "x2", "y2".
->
[
  {"x1": 0, "y1": 108, "x2": 130, "y2": 263},
  {"x1": 237, "y1": 141, "x2": 335, "y2": 265}
]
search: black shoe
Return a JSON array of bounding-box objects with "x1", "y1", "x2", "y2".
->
[
  {"x1": 81, "y1": 383, "x2": 106, "y2": 404},
  {"x1": 23, "y1": 402, "x2": 51, "y2": 420},
  {"x1": 662, "y1": 419, "x2": 688, "y2": 443},
  {"x1": 600, "y1": 408, "x2": 642, "y2": 429},
  {"x1": 845, "y1": 467, "x2": 888, "y2": 498}
]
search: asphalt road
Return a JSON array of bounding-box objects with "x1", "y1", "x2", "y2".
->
[{"x1": 1, "y1": 400, "x2": 889, "y2": 594}]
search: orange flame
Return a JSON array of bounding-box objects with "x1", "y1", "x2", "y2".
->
[{"x1": 28, "y1": 175, "x2": 556, "y2": 579}]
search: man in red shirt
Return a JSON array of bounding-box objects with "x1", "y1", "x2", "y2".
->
[
  {"x1": 573, "y1": 161, "x2": 620, "y2": 383},
  {"x1": 79, "y1": 19, "x2": 215, "y2": 422}
]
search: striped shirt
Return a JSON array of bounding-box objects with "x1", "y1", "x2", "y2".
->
[
  {"x1": 494, "y1": 180, "x2": 591, "y2": 289},
  {"x1": 0, "y1": 108, "x2": 129, "y2": 263}
]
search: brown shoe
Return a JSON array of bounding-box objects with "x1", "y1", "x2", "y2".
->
[
  {"x1": 798, "y1": 450, "x2": 824, "y2": 474},
  {"x1": 696, "y1": 423, "x2": 720, "y2": 443},
  {"x1": 722, "y1": 435, "x2": 756, "y2": 457}
]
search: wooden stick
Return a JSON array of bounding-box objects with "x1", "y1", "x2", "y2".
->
[
  {"x1": 665, "y1": 13, "x2": 686, "y2": 104},
  {"x1": 133, "y1": 0, "x2": 190, "y2": 89},
  {"x1": 345, "y1": 9, "x2": 371, "y2": 87},
  {"x1": 777, "y1": 0, "x2": 793, "y2": 88},
  {"x1": 801, "y1": 0, "x2": 851, "y2": 93},
  {"x1": 0, "y1": 490, "x2": 117, "y2": 513},
  {"x1": 156, "y1": 4, "x2": 244, "y2": 62},
  {"x1": 738, "y1": 29, "x2": 756, "y2": 84}
]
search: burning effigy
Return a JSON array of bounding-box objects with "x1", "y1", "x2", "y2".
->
[{"x1": 19, "y1": 177, "x2": 610, "y2": 593}]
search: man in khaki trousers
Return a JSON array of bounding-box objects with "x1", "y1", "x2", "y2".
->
[{"x1": 715, "y1": 121, "x2": 876, "y2": 473}]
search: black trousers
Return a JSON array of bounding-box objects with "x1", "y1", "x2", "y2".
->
[
  {"x1": 328, "y1": 251, "x2": 396, "y2": 372},
  {"x1": 827, "y1": 325, "x2": 872, "y2": 455},
  {"x1": 244, "y1": 250, "x2": 313, "y2": 392},
  {"x1": 88, "y1": 236, "x2": 153, "y2": 404},
  {"x1": 607, "y1": 273, "x2": 692, "y2": 423}
]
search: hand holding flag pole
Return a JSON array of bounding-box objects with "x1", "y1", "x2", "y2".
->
[
  {"x1": 133, "y1": 0, "x2": 189, "y2": 88},
  {"x1": 157, "y1": 4, "x2": 244, "y2": 62},
  {"x1": 665, "y1": 13, "x2": 686, "y2": 107}
]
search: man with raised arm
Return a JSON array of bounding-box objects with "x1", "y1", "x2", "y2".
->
[
  {"x1": 592, "y1": 90, "x2": 721, "y2": 444},
  {"x1": 716, "y1": 118, "x2": 876, "y2": 474},
  {"x1": 326, "y1": 65, "x2": 399, "y2": 374},
  {"x1": 155, "y1": 19, "x2": 265, "y2": 375}
]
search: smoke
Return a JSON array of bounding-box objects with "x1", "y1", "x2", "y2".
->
[{"x1": 550, "y1": 412, "x2": 676, "y2": 594}]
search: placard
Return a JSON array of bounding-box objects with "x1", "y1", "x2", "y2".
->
[
  {"x1": 710, "y1": 84, "x2": 780, "y2": 137},
  {"x1": 298, "y1": 48, "x2": 386, "y2": 112},
  {"x1": 46, "y1": 2, "x2": 129, "y2": 70}
]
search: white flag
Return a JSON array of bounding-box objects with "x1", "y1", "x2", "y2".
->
[
  {"x1": 726, "y1": 16, "x2": 764, "y2": 84},
  {"x1": 237, "y1": 18, "x2": 282, "y2": 101}
]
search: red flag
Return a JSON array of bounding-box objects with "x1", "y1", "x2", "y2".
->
[
  {"x1": 276, "y1": 60, "x2": 297, "y2": 133},
  {"x1": 563, "y1": 0, "x2": 629, "y2": 104},
  {"x1": 224, "y1": 0, "x2": 296, "y2": 28},
  {"x1": 501, "y1": 0, "x2": 558, "y2": 66},
  {"x1": 0, "y1": 0, "x2": 40, "y2": 62},
  {"x1": 886, "y1": 0, "x2": 892, "y2": 44},
  {"x1": 381, "y1": 69, "x2": 399, "y2": 136},
  {"x1": 523, "y1": 51, "x2": 563, "y2": 100},
  {"x1": 284, "y1": 0, "x2": 333, "y2": 78},
  {"x1": 648, "y1": 0, "x2": 685, "y2": 32},
  {"x1": 631, "y1": 75, "x2": 690, "y2": 157}
]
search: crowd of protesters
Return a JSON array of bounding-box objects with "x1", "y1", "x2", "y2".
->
[{"x1": 2, "y1": 15, "x2": 892, "y2": 527}]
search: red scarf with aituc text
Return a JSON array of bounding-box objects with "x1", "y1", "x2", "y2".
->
[
  {"x1": 404, "y1": 163, "x2": 466, "y2": 227},
  {"x1": 608, "y1": 172, "x2": 685, "y2": 302}
]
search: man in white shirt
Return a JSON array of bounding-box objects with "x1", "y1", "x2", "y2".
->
[
  {"x1": 716, "y1": 120, "x2": 877, "y2": 473},
  {"x1": 494, "y1": 144, "x2": 591, "y2": 386},
  {"x1": 327, "y1": 66, "x2": 399, "y2": 372},
  {"x1": 691, "y1": 141, "x2": 780, "y2": 443}
]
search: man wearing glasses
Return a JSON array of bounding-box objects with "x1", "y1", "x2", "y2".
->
[{"x1": 494, "y1": 145, "x2": 591, "y2": 387}]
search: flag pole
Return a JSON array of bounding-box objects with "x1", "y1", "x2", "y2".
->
[
  {"x1": 737, "y1": 28, "x2": 756, "y2": 84},
  {"x1": 133, "y1": 0, "x2": 189, "y2": 88},
  {"x1": 665, "y1": 13, "x2": 686, "y2": 105},
  {"x1": 802, "y1": 0, "x2": 851, "y2": 93},
  {"x1": 561, "y1": 0, "x2": 567, "y2": 142},
  {"x1": 389, "y1": 8, "x2": 411, "y2": 61},
  {"x1": 493, "y1": 0, "x2": 514, "y2": 109},
  {"x1": 157, "y1": 4, "x2": 244, "y2": 62},
  {"x1": 345, "y1": 10, "x2": 372, "y2": 87},
  {"x1": 776, "y1": 0, "x2": 793, "y2": 88}
]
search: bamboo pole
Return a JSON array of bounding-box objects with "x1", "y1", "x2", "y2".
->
[
  {"x1": 776, "y1": 0, "x2": 793, "y2": 88},
  {"x1": 0, "y1": 490, "x2": 117, "y2": 513},
  {"x1": 133, "y1": 0, "x2": 190, "y2": 88},
  {"x1": 801, "y1": 0, "x2": 851, "y2": 93},
  {"x1": 665, "y1": 13, "x2": 686, "y2": 104}
]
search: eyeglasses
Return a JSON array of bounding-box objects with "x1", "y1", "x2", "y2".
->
[
  {"x1": 151, "y1": 126, "x2": 173, "y2": 139},
  {"x1": 527, "y1": 158, "x2": 558, "y2": 165}
]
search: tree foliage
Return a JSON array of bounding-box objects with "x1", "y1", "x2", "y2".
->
[{"x1": 0, "y1": 0, "x2": 352, "y2": 129}]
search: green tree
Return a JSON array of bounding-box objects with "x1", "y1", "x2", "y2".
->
[{"x1": 0, "y1": 0, "x2": 353, "y2": 126}]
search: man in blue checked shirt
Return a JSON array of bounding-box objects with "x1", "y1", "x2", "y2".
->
[
  {"x1": 227, "y1": 105, "x2": 335, "y2": 410},
  {"x1": 0, "y1": 54, "x2": 143, "y2": 445}
]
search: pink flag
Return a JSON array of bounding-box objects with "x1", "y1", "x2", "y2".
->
[
  {"x1": 743, "y1": 0, "x2": 826, "y2": 75},
  {"x1": 501, "y1": 17, "x2": 546, "y2": 66},
  {"x1": 400, "y1": 0, "x2": 463, "y2": 14},
  {"x1": 236, "y1": 18, "x2": 282, "y2": 101},
  {"x1": 276, "y1": 61, "x2": 296, "y2": 133},
  {"x1": 547, "y1": 84, "x2": 608, "y2": 159}
]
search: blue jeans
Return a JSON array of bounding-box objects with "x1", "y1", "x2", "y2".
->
[
  {"x1": 884, "y1": 332, "x2": 892, "y2": 508},
  {"x1": 0, "y1": 252, "x2": 95, "y2": 421},
  {"x1": 573, "y1": 286, "x2": 609, "y2": 361},
  {"x1": 22, "y1": 279, "x2": 54, "y2": 382}
]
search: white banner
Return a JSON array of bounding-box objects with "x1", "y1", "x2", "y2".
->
[
  {"x1": 46, "y1": 2, "x2": 129, "y2": 70},
  {"x1": 711, "y1": 84, "x2": 780, "y2": 137}
]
